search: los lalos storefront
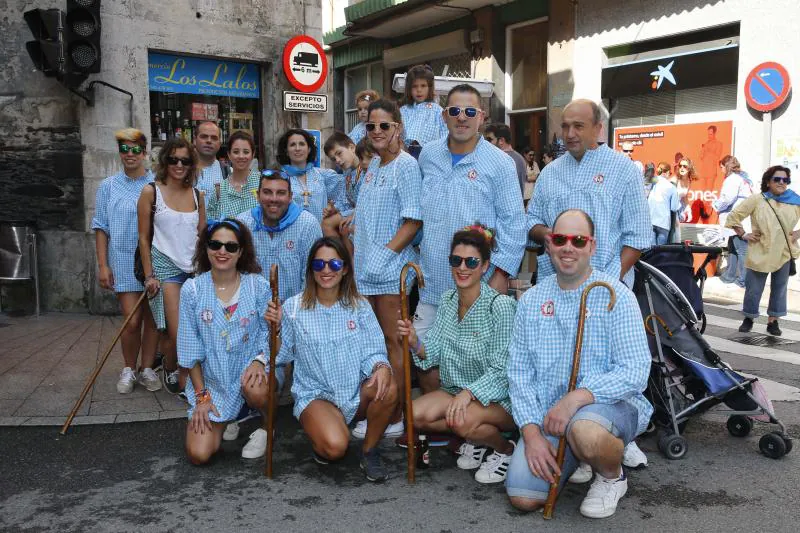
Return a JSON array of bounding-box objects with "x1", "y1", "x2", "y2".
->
[{"x1": 147, "y1": 52, "x2": 263, "y2": 162}]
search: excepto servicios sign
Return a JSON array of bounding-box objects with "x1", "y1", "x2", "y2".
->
[{"x1": 283, "y1": 91, "x2": 327, "y2": 113}]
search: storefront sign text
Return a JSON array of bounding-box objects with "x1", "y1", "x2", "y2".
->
[{"x1": 148, "y1": 53, "x2": 260, "y2": 98}]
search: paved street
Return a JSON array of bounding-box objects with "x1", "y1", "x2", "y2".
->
[{"x1": 1, "y1": 284, "x2": 800, "y2": 532}]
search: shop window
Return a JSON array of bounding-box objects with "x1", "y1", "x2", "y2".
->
[
  {"x1": 147, "y1": 52, "x2": 263, "y2": 163},
  {"x1": 344, "y1": 61, "x2": 383, "y2": 132}
]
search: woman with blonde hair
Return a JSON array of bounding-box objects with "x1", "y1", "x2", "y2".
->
[
  {"x1": 92, "y1": 128, "x2": 160, "y2": 393},
  {"x1": 138, "y1": 137, "x2": 206, "y2": 394}
]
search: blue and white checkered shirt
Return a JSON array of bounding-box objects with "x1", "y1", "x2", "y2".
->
[
  {"x1": 196, "y1": 160, "x2": 225, "y2": 209},
  {"x1": 418, "y1": 136, "x2": 527, "y2": 305},
  {"x1": 277, "y1": 295, "x2": 390, "y2": 424},
  {"x1": 237, "y1": 207, "x2": 322, "y2": 303},
  {"x1": 349, "y1": 122, "x2": 367, "y2": 145},
  {"x1": 178, "y1": 272, "x2": 271, "y2": 423},
  {"x1": 353, "y1": 151, "x2": 422, "y2": 296},
  {"x1": 289, "y1": 167, "x2": 346, "y2": 223},
  {"x1": 526, "y1": 144, "x2": 651, "y2": 286},
  {"x1": 507, "y1": 270, "x2": 653, "y2": 435},
  {"x1": 91, "y1": 170, "x2": 154, "y2": 293},
  {"x1": 401, "y1": 101, "x2": 448, "y2": 146}
]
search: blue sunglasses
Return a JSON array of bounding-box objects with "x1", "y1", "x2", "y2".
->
[{"x1": 311, "y1": 259, "x2": 344, "y2": 272}]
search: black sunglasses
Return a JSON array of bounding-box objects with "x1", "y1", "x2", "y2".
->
[
  {"x1": 445, "y1": 106, "x2": 479, "y2": 118},
  {"x1": 119, "y1": 143, "x2": 143, "y2": 155},
  {"x1": 311, "y1": 258, "x2": 344, "y2": 272},
  {"x1": 772, "y1": 176, "x2": 791, "y2": 184},
  {"x1": 448, "y1": 255, "x2": 482, "y2": 269},
  {"x1": 365, "y1": 122, "x2": 398, "y2": 132},
  {"x1": 166, "y1": 156, "x2": 193, "y2": 166},
  {"x1": 207, "y1": 240, "x2": 241, "y2": 253}
]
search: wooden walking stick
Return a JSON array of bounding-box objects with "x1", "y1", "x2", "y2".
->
[
  {"x1": 400, "y1": 262, "x2": 424, "y2": 483},
  {"x1": 265, "y1": 265, "x2": 280, "y2": 478},
  {"x1": 542, "y1": 281, "x2": 616, "y2": 520},
  {"x1": 60, "y1": 291, "x2": 148, "y2": 435}
]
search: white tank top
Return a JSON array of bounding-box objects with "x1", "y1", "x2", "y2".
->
[{"x1": 152, "y1": 184, "x2": 199, "y2": 273}]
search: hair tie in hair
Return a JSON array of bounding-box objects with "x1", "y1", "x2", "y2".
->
[{"x1": 462, "y1": 224, "x2": 494, "y2": 242}]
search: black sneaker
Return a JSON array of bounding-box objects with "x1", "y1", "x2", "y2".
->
[
  {"x1": 360, "y1": 448, "x2": 388, "y2": 482},
  {"x1": 152, "y1": 351, "x2": 164, "y2": 372},
  {"x1": 312, "y1": 451, "x2": 330, "y2": 465},
  {"x1": 767, "y1": 320, "x2": 782, "y2": 336},
  {"x1": 163, "y1": 368, "x2": 182, "y2": 395},
  {"x1": 738, "y1": 317, "x2": 754, "y2": 332}
]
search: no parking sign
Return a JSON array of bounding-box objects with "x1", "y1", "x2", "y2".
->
[{"x1": 745, "y1": 62, "x2": 791, "y2": 113}]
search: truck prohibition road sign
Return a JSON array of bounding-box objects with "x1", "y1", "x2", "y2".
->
[
  {"x1": 283, "y1": 91, "x2": 327, "y2": 113},
  {"x1": 283, "y1": 35, "x2": 328, "y2": 93},
  {"x1": 744, "y1": 62, "x2": 791, "y2": 113}
]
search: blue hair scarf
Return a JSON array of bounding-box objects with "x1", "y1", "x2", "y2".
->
[
  {"x1": 251, "y1": 202, "x2": 301, "y2": 233},
  {"x1": 764, "y1": 190, "x2": 800, "y2": 206}
]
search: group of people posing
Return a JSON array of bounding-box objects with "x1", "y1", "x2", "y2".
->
[{"x1": 95, "y1": 65, "x2": 789, "y2": 518}]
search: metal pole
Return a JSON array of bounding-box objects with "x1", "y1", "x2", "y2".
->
[{"x1": 763, "y1": 111, "x2": 773, "y2": 171}]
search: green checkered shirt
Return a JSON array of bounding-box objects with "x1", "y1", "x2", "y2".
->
[
  {"x1": 207, "y1": 169, "x2": 261, "y2": 220},
  {"x1": 414, "y1": 283, "x2": 516, "y2": 412}
]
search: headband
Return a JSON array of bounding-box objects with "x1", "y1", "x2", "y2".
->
[
  {"x1": 207, "y1": 219, "x2": 242, "y2": 235},
  {"x1": 462, "y1": 224, "x2": 494, "y2": 242}
]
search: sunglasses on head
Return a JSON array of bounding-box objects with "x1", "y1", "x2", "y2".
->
[
  {"x1": 166, "y1": 156, "x2": 193, "y2": 166},
  {"x1": 207, "y1": 240, "x2": 241, "y2": 253},
  {"x1": 445, "y1": 106, "x2": 479, "y2": 118},
  {"x1": 772, "y1": 176, "x2": 791, "y2": 184},
  {"x1": 365, "y1": 122, "x2": 398, "y2": 132},
  {"x1": 548, "y1": 234, "x2": 594, "y2": 249},
  {"x1": 448, "y1": 255, "x2": 482, "y2": 269},
  {"x1": 311, "y1": 258, "x2": 345, "y2": 272},
  {"x1": 119, "y1": 143, "x2": 143, "y2": 155}
]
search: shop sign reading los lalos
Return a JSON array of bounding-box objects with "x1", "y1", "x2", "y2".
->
[{"x1": 148, "y1": 53, "x2": 260, "y2": 98}]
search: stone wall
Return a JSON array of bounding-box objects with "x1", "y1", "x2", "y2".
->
[{"x1": 0, "y1": 0, "x2": 322, "y2": 314}]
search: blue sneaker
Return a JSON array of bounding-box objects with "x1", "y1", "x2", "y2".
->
[{"x1": 360, "y1": 448, "x2": 388, "y2": 482}]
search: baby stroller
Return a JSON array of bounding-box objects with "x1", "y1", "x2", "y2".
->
[{"x1": 633, "y1": 243, "x2": 793, "y2": 460}]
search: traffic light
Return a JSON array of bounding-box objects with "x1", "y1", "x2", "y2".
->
[
  {"x1": 65, "y1": 0, "x2": 101, "y2": 74},
  {"x1": 23, "y1": 8, "x2": 64, "y2": 78}
]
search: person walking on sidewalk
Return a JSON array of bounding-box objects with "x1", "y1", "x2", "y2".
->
[
  {"x1": 397, "y1": 224, "x2": 517, "y2": 484},
  {"x1": 714, "y1": 156, "x2": 754, "y2": 288},
  {"x1": 725, "y1": 166, "x2": 800, "y2": 337},
  {"x1": 92, "y1": 128, "x2": 161, "y2": 394}
]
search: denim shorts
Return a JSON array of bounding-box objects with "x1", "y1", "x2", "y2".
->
[
  {"x1": 505, "y1": 401, "x2": 638, "y2": 500},
  {"x1": 163, "y1": 271, "x2": 192, "y2": 284}
]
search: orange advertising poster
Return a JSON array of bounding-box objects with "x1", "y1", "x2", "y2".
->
[{"x1": 615, "y1": 121, "x2": 733, "y2": 225}]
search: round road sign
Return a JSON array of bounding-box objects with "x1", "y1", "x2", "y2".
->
[
  {"x1": 283, "y1": 35, "x2": 328, "y2": 93},
  {"x1": 744, "y1": 62, "x2": 791, "y2": 113}
]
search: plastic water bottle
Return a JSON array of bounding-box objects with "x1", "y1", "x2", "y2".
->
[{"x1": 417, "y1": 434, "x2": 430, "y2": 469}]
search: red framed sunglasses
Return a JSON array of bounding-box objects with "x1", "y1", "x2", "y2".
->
[{"x1": 548, "y1": 233, "x2": 595, "y2": 249}]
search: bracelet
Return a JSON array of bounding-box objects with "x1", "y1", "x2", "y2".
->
[
  {"x1": 195, "y1": 388, "x2": 211, "y2": 405},
  {"x1": 254, "y1": 353, "x2": 268, "y2": 367},
  {"x1": 145, "y1": 274, "x2": 157, "y2": 282}
]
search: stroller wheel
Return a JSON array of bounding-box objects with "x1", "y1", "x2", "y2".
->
[
  {"x1": 783, "y1": 436, "x2": 793, "y2": 454},
  {"x1": 658, "y1": 433, "x2": 688, "y2": 460},
  {"x1": 726, "y1": 415, "x2": 752, "y2": 437},
  {"x1": 759, "y1": 432, "x2": 788, "y2": 459}
]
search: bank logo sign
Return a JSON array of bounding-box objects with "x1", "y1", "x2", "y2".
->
[
  {"x1": 148, "y1": 53, "x2": 260, "y2": 98},
  {"x1": 650, "y1": 60, "x2": 677, "y2": 91}
]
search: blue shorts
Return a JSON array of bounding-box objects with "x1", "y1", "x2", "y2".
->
[
  {"x1": 505, "y1": 401, "x2": 638, "y2": 500},
  {"x1": 163, "y1": 271, "x2": 192, "y2": 284}
]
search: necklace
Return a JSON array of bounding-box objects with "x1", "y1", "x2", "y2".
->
[
  {"x1": 216, "y1": 273, "x2": 240, "y2": 293},
  {"x1": 297, "y1": 174, "x2": 312, "y2": 207}
]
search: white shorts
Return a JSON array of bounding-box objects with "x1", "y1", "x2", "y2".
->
[{"x1": 413, "y1": 302, "x2": 438, "y2": 343}]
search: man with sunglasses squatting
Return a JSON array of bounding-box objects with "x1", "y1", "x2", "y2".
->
[{"x1": 416, "y1": 83, "x2": 527, "y2": 396}]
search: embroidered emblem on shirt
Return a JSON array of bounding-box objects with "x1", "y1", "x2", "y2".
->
[
  {"x1": 593, "y1": 173, "x2": 605, "y2": 184},
  {"x1": 541, "y1": 300, "x2": 555, "y2": 317},
  {"x1": 426, "y1": 102, "x2": 433, "y2": 109},
  {"x1": 286, "y1": 240, "x2": 295, "y2": 250},
  {"x1": 239, "y1": 317, "x2": 250, "y2": 328},
  {"x1": 347, "y1": 320, "x2": 356, "y2": 330},
  {"x1": 467, "y1": 169, "x2": 478, "y2": 180},
  {"x1": 364, "y1": 172, "x2": 374, "y2": 184},
  {"x1": 200, "y1": 309, "x2": 213, "y2": 323}
]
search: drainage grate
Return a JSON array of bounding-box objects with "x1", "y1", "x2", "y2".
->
[{"x1": 729, "y1": 334, "x2": 796, "y2": 347}]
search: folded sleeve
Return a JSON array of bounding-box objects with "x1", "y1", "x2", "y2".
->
[
  {"x1": 466, "y1": 296, "x2": 516, "y2": 406},
  {"x1": 397, "y1": 157, "x2": 422, "y2": 221},
  {"x1": 620, "y1": 162, "x2": 653, "y2": 250},
  {"x1": 177, "y1": 279, "x2": 205, "y2": 369},
  {"x1": 507, "y1": 298, "x2": 544, "y2": 428},
  {"x1": 491, "y1": 156, "x2": 526, "y2": 276},
  {"x1": 91, "y1": 179, "x2": 110, "y2": 234},
  {"x1": 357, "y1": 303, "x2": 391, "y2": 378}
]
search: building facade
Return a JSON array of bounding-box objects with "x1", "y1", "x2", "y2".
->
[{"x1": 0, "y1": 0, "x2": 327, "y2": 314}]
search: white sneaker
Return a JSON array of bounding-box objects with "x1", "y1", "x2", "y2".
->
[
  {"x1": 568, "y1": 462, "x2": 593, "y2": 484},
  {"x1": 456, "y1": 442, "x2": 488, "y2": 470},
  {"x1": 383, "y1": 420, "x2": 405, "y2": 438},
  {"x1": 622, "y1": 441, "x2": 648, "y2": 469},
  {"x1": 223, "y1": 421, "x2": 240, "y2": 441},
  {"x1": 352, "y1": 420, "x2": 368, "y2": 439},
  {"x1": 136, "y1": 367, "x2": 162, "y2": 392},
  {"x1": 474, "y1": 441, "x2": 515, "y2": 484},
  {"x1": 241, "y1": 428, "x2": 268, "y2": 459},
  {"x1": 579, "y1": 470, "x2": 628, "y2": 518},
  {"x1": 116, "y1": 367, "x2": 136, "y2": 394}
]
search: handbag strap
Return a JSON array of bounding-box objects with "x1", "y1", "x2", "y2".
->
[{"x1": 762, "y1": 193, "x2": 794, "y2": 256}]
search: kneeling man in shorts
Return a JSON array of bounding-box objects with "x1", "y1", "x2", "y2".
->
[{"x1": 505, "y1": 209, "x2": 652, "y2": 518}]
